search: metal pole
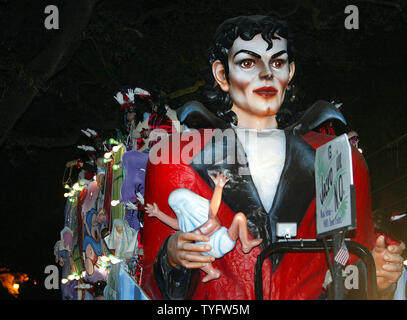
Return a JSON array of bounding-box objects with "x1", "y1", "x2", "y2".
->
[{"x1": 331, "y1": 233, "x2": 344, "y2": 300}]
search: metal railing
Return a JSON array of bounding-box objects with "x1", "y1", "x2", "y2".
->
[{"x1": 254, "y1": 239, "x2": 377, "y2": 300}]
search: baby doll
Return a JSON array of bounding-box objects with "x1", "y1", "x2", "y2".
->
[{"x1": 146, "y1": 172, "x2": 262, "y2": 282}]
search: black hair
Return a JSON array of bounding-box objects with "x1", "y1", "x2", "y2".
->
[
  {"x1": 205, "y1": 15, "x2": 295, "y2": 125},
  {"x1": 150, "y1": 89, "x2": 169, "y2": 118}
]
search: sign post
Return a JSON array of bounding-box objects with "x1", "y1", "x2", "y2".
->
[{"x1": 315, "y1": 134, "x2": 357, "y2": 299}]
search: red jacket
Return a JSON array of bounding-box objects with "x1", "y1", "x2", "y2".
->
[{"x1": 141, "y1": 129, "x2": 376, "y2": 299}]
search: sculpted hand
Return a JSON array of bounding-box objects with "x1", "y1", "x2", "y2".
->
[
  {"x1": 136, "y1": 192, "x2": 144, "y2": 205},
  {"x1": 167, "y1": 231, "x2": 215, "y2": 268},
  {"x1": 372, "y1": 235, "x2": 405, "y2": 290},
  {"x1": 140, "y1": 128, "x2": 151, "y2": 139},
  {"x1": 210, "y1": 172, "x2": 229, "y2": 188},
  {"x1": 125, "y1": 201, "x2": 138, "y2": 210},
  {"x1": 145, "y1": 203, "x2": 159, "y2": 218}
]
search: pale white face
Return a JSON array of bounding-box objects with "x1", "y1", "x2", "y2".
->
[{"x1": 226, "y1": 34, "x2": 294, "y2": 118}]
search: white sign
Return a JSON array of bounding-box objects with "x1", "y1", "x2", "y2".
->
[{"x1": 315, "y1": 134, "x2": 355, "y2": 236}]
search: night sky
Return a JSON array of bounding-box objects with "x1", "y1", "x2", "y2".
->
[{"x1": 0, "y1": 0, "x2": 406, "y2": 299}]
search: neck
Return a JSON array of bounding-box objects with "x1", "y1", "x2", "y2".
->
[{"x1": 231, "y1": 105, "x2": 278, "y2": 130}]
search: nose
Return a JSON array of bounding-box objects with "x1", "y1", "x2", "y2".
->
[{"x1": 259, "y1": 65, "x2": 273, "y2": 80}]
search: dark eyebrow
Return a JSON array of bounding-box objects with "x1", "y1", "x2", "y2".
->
[
  {"x1": 271, "y1": 50, "x2": 288, "y2": 59},
  {"x1": 233, "y1": 50, "x2": 261, "y2": 59},
  {"x1": 233, "y1": 49, "x2": 288, "y2": 60}
]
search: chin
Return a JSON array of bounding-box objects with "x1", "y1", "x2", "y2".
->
[{"x1": 252, "y1": 105, "x2": 280, "y2": 116}]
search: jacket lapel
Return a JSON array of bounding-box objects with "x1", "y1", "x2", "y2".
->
[
  {"x1": 267, "y1": 132, "x2": 316, "y2": 266},
  {"x1": 189, "y1": 129, "x2": 316, "y2": 269},
  {"x1": 269, "y1": 132, "x2": 316, "y2": 227},
  {"x1": 189, "y1": 129, "x2": 272, "y2": 245}
]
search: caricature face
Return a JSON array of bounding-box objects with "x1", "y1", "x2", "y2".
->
[
  {"x1": 213, "y1": 34, "x2": 295, "y2": 124},
  {"x1": 126, "y1": 111, "x2": 135, "y2": 122},
  {"x1": 91, "y1": 214, "x2": 101, "y2": 242},
  {"x1": 348, "y1": 134, "x2": 359, "y2": 148},
  {"x1": 115, "y1": 225, "x2": 123, "y2": 234}
]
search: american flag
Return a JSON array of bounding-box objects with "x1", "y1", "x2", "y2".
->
[{"x1": 334, "y1": 242, "x2": 349, "y2": 266}]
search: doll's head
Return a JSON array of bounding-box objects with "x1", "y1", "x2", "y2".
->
[
  {"x1": 206, "y1": 15, "x2": 295, "y2": 126},
  {"x1": 208, "y1": 15, "x2": 294, "y2": 76}
]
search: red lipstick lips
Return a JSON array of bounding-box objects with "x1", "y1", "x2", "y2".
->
[{"x1": 253, "y1": 86, "x2": 278, "y2": 97}]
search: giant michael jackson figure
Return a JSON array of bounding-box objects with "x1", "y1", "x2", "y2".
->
[{"x1": 141, "y1": 15, "x2": 404, "y2": 300}]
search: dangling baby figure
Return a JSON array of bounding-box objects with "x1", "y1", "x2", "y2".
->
[{"x1": 145, "y1": 172, "x2": 262, "y2": 282}]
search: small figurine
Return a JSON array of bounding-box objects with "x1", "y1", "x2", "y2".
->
[
  {"x1": 95, "y1": 157, "x2": 105, "y2": 189},
  {"x1": 83, "y1": 208, "x2": 103, "y2": 275},
  {"x1": 120, "y1": 150, "x2": 149, "y2": 230},
  {"x1": 145, "y1": 172, "x2": 262, "y2": 282},
  {"x1": 347, "y1": 130, "x2": 359, "y2": 148},
  {"x1": 114, "y1": 86, "x2": 152, "y2": 151},
  {"x1": 104, "y1": 219, "x2": 139, "y2": 260}
]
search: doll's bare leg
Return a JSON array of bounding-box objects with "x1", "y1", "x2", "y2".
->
[
  {"x1": 201, "y1": 263, "x2": 221, "y2": 282},
  {"x1": 227, "y1": 212, "x2": 262, "y2": 254},
  {"x1": 187, "y1": 250, "x2": 221, "y2": 282}
]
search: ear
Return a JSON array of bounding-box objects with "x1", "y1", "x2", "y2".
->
[
  {"x1": 212, "y1": 60, "x2": 230, "y2": 92},
  {"x1": 288, "y1": 61, "x2": 296, "y2": 83}
]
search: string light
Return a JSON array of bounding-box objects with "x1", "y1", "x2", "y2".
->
[
  {"x1": 61, "y1": 278, "x2": 68, "y2": 284},
  {"x1": 72, "y1": 183, "x2": 82, "y2": 192},
  {"x1": 111, "y1": 200, "x2": 120, "y2": 207},
  {"x1": 104, "y1": 152, "x2": 112, "y2": 159},
  {"x1": 112, "y1": 164, "x2": 120, "y2": 171},
  {"x1": 109, "y1": 255, "x2": 121, "y2": 265},
  {"x1": 109, "y1": 138, "x2": 119, "y2": 145},
  {"x1": 112, "y1": 145, "x2": 121, "y2": 153}
]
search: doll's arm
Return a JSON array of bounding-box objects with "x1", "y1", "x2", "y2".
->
[
  {"x1": 209, "y1": 172, "x2": 229, "y2": 218},
  {"x1": 145, "y1": 203, "x2": 180, "y2": 230}
]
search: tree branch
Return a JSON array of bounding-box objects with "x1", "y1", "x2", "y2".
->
[
  {"x1": 10, "y1": 130, "x2": 82, "y2": 149},
  {"x1": 0, "y1": 0, "x2": 102, "y2": 147},
  {"x1": 358, "y1": 0, "x2": 403, "y2": 11}
]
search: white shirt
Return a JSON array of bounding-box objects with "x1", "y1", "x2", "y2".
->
[{"x1": 234, "y1": 126, "x2": 286, "y2": 213}]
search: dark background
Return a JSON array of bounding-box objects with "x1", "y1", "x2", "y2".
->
[{"x1": 0, "y1": 0, "x2": 405, "y2": 299}]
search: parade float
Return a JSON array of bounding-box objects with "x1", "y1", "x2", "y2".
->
[
  {"x1": 54, "y1": 87, "x2": 177, "y2": 300},
  {"x1": 53, "y1": 15, "x2": 406, "y2": 301}
]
